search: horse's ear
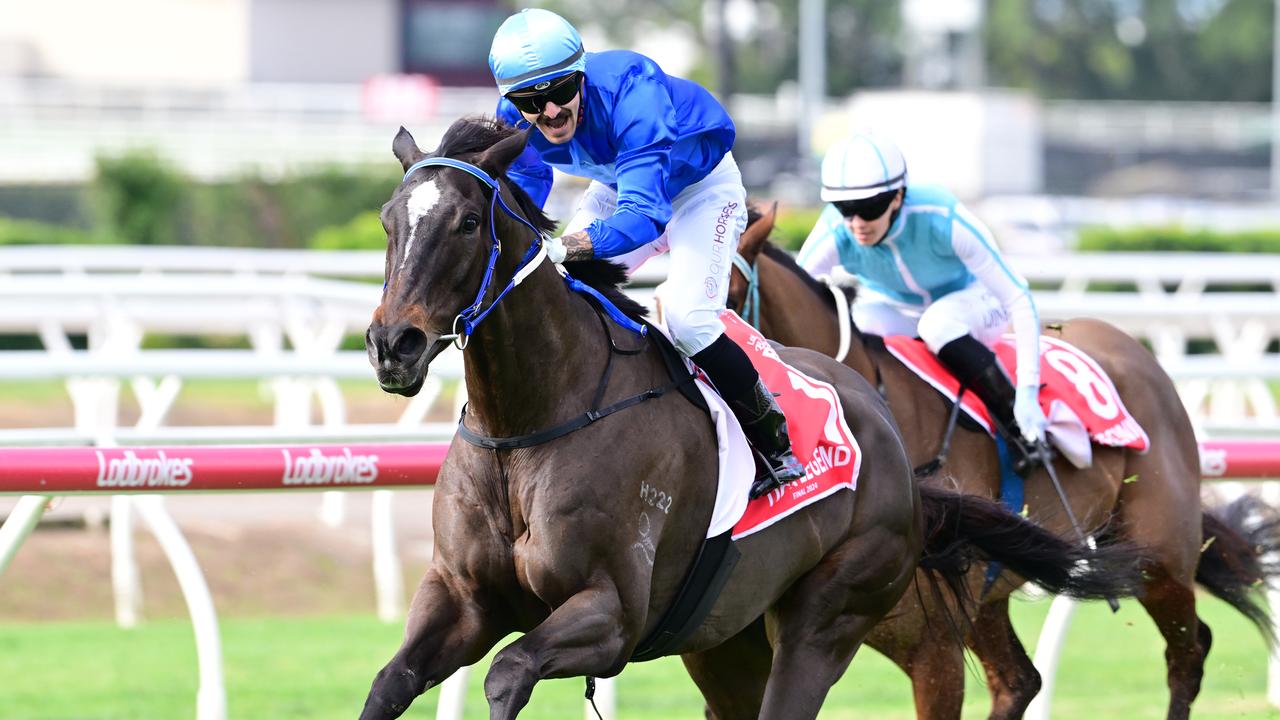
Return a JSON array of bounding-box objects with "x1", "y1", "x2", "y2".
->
[
  {"x1": 739, "y1": 201, "x2": 778, "y2": 262},
  {"x1": 393, "y1": 126, "x2": 426, "y2": 172},
  {"x1": 475, "y1": 128, "x2": 531, "y2": 177}
]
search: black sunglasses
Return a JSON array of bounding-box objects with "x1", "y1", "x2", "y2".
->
[
  {"x1": 833, "y1": 190, "x2": 899, "y2": 220},
  {"x1": 506, "y1": 72, "x2": 582, "y2": 115}
]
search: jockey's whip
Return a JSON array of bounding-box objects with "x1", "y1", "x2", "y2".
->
[{"x1": 1033, "y1": 441, "x2": 1122, "y2": 612}]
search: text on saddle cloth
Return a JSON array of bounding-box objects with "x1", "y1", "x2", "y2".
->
[
  {"x1": 718, "y1": 311, "x2": 861, "y2": 540},
  {"x1": 883, "y1": 334, "x2": 1151, "y2": 460}
]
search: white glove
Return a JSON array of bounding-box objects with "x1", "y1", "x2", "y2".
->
[
  {"x1": 545, "y1": 235, "x2": 567, "y2": 264},
  {"x1": 1013, "y1": 384, "x2": 1048, "y2": 444}
]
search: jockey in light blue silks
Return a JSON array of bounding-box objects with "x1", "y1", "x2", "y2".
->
[
  {"x1": 796, "y1": 132, "x2": 1049, "y2": 462},
  {"x1": 489, "y1": 8, "x2": 803, "y2": 497}
]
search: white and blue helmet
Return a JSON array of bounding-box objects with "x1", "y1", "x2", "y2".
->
[
  {"x1": 820, "y1": 133, "x2": 908, "y2": 202},
  {"x1": 489, "y1": 9, "x2": 586, "y2": 96}
]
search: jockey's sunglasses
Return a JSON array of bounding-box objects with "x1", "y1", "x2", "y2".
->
[
  {"x1": 833, "y1": 190, "x2": 899, "y2": 220},
  {"x1": 506, "y1": 72, "x2": 582, "y2": 115}
]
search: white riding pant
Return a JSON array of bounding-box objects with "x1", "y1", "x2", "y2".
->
[
  {"x1": 854, "y1": 283, "x2": 1010, "y2": 353},
  {"x1": 564, "y1": 153, "x2": 746, "y2": 356}
]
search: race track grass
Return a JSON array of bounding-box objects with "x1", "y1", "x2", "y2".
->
[{"x1": 0, "y1": 593, "x2": 1276, "y2": 719}]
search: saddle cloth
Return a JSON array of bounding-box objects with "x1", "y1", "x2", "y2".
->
[
  {"x1": 663, "y1": 310, "x2": 862, "y2": 541},
  {"x1": 883, "y1": 334, "x2": 1149, "y2": 469}
]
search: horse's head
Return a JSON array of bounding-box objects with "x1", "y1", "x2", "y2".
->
[
  {"x1": 727, "y1": 201, "x2": 777, "y2": 316},
  {"x1": 366, "y1": 121, "x2": 536, "y2": 396}
]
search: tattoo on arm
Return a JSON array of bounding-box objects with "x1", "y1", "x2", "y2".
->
[{"x1": 561, "y1": 230, "x2": 594, "y2": 262}]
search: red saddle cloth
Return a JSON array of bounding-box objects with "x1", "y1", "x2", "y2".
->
[
  {"x1": 883, "y1": 335, "x2": 1149, "y2": 452},
  {"x1": 720, "y1": 311, "x2": 862, "y2": 540}
]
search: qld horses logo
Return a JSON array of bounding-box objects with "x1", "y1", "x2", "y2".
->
[{"x1": 281, "y1": 447, "x2": 379, "y2": 486}]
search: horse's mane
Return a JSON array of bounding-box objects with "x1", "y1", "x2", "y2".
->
[
  {"x1": 436, "y1": 116, "x2": 557, "y2": 237},
  {"x1": 436, "y1": 116, "x2": 648, "y2": 322},
  {"x1": 760, "y1": 242, "x2": 842, "y2": 313}
]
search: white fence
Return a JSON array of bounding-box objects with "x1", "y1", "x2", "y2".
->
[{"x1": 1, "y1": 245, "x2": 1279, "y2": 718}]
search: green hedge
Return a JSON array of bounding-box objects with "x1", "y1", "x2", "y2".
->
[
  {"x1": 1077, "y1": 226, "x2": 1280, "y2": 253},
  {"x1": 92, "y1": 150, "x2": 185, "y2": 245},
  {"x1": 0, "y1": 151, "x2": 402, "y2": 249},
  {"x1": 309, "y1": 211, "x2": 386, "y2": 250},
  {"x1": 771, "y1": 207, "x2": 822, "y2": 251},
  {"x1": 0, "y1": 217, "x2": 115, "y2": 245}
]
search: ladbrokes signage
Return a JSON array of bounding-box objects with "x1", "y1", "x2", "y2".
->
[
  {"x1": 280, "y1": 447, "x2": 379, "y2": 486},
  {"x1": 95, "y1": 450, "x2": 194, "y2": 488}
]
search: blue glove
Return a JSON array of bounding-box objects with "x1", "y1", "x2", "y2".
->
[{"x1": 1013, "y1": 384, "x2": 1048, "y2": 443}]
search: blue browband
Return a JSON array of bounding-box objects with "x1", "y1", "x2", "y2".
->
[{"x1": 401, "y1": 157, "x2": 646, "y2": 347}]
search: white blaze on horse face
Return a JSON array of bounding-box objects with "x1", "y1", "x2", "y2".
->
[{"x1": 401, "y1": 178, "x2": 442, "y2": 270}]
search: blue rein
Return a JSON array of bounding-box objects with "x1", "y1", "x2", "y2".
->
[
  {"x1": 731, "y1": 252, "x2": 761, "y2": 330},
  {"x1": 401, "y1": 156, "x2": 645, "y2": 347}
]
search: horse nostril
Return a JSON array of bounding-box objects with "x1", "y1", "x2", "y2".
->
[{"x1": 392, "y1": 327, "x2": 428, "y2": 364}]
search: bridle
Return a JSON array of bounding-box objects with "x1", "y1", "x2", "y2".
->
[{"x1": 398, "y1": 156, "x2": 645, "y2": 358}]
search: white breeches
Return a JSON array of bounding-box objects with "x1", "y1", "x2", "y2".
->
[
  {"x1": 564, "y1": 153, "x2": 746, "y2": 356},
  {"x1": 854, "y1": 283, "x2": 1010, "y2": 352}
]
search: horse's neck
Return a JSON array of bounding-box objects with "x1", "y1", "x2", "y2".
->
[
  {"x1": 461, "y1": 257, "x2": 609, "y2": 437},
  {"x1": 757, "y1": 257, "x2": 878, "y2": 381}
]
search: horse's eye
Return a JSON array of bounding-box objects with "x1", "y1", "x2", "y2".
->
[{"x1": 461, "y1": 215, "x2": 480, "y2": 233}]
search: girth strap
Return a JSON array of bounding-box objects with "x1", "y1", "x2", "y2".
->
[
  {"x1": 456, "y1": 377, "x2": 689, "y2": 450},
  {"x1": 455, "y1": 292, "x2": 697, "y2": 451}
]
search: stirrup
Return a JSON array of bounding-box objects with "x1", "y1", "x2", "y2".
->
[
  {"x1": 748, "y1": 448, "x2": 805, "y2": 500},
  {"x1": 1009, "y1": 435, "x2": 1053, "y2": 476}
]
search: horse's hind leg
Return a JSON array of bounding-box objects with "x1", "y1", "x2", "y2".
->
[
  {"x1": 864, "y1": 594, "x2": 966, "y2": 720},
  {"x1": 757, "y1": 524, "x2": 917, "y2": 720},
  {"x1": 1140, "y1": 572, "x2": 1209, "y2": 720},
  {"x1": 968, "y1": 597, "x2": 1042, "y2": 720},
  {"x1": 681, "y1": 618, "x2": 773, "y2": 720},
  {"x1": 1120, "y1": 453, "x2": 1206, "y2": 719}
]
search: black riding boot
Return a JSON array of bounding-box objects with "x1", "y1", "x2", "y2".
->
[
  {"x1": 936, "y1": 335, "x2": 1043, "y2": 471},
  {"x1": 692, "y1": 335, "x2": 806, "y2": 499}
]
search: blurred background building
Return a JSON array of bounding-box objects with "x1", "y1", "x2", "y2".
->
[{"x1": 1, "y1": 0, "x2": 1278, "y2": 252}]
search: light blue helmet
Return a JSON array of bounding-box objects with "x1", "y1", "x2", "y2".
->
[{"x1": 489, "y1": 9, "x2": 586, "y2": 96}]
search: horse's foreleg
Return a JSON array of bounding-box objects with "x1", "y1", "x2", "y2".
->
[
  {"x1": 360, "y1": 568, "x2": 504, "y2": 720},
  {"x1": 969, "y1": 597, "x2": 1041, "y2": 720},
  {"x1": 681, "y1": 618, "x2": 773, "y2": 720},
  {"x1": 483, "y1": 583, "x2": 631, "y2": 720}
]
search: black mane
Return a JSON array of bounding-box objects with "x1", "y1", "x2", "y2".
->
[
  {"x1": 745, "y1": 203, "x2": 842, "y2": 312},
  {"x1": 437, "y1": 116, "x2": 647, "y2": 322},
  {"x1": 435, "y1": 116, "x2": 557, "y2": 237},
  {"x1": 761, "y1": 242, "x2": 843, "y2": 312}
]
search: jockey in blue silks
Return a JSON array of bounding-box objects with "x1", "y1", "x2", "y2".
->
[
  {"x1": 797, "y1": 132, "x2": 1049, "y2": 463},
  {"x1": 489, "y1": 8, "x2": 803, "y2": 498}
]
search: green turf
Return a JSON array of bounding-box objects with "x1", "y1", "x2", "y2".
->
[{"x1": 0, "y1": 594, "x2": 1277, "y2": 719}]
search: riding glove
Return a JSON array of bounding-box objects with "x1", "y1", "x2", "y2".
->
[
  {"x1": 545, "y1": 235, "x2": 567, "y2": 264},
  {"x1": 1013, "y1": 384, "x2": 1048, "y2": 443}
]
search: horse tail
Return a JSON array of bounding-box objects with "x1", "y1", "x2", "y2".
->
[
  {"x1": 1196, "y1": 496, "x2": 1280, "y2": 646},
  {"x1": 916, "y1": 484, "x2": 1146, "y2": 599}
]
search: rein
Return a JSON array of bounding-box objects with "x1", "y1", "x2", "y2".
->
[
  {"x1": 732, "y1": 250, "x2": 853, "y2": 364},
  {"x1": 456, "y1": 299, "x2": 694, "y2": 450},
  {"x1": 400, "y1": 156, "x2": 686, "y2": 450},
  {"x1": 730, "y1": 253, "x2": 761, "y2": 329}
]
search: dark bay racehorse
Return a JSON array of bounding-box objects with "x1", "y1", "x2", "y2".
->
[
  {"x1": 359, "y1": 118, "x2": 1146, "y2": 720},
  {"x1": 729, "y1": 205, "x2": 1280, "y2": 720}
]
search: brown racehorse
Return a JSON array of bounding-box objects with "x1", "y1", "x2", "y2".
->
[
  {"x1": 358, "y1": 117, "x2": 1146, "y2": 720},
  {"x1": 728, "y1": 204, "x2": 1279, "y2": 720}
]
